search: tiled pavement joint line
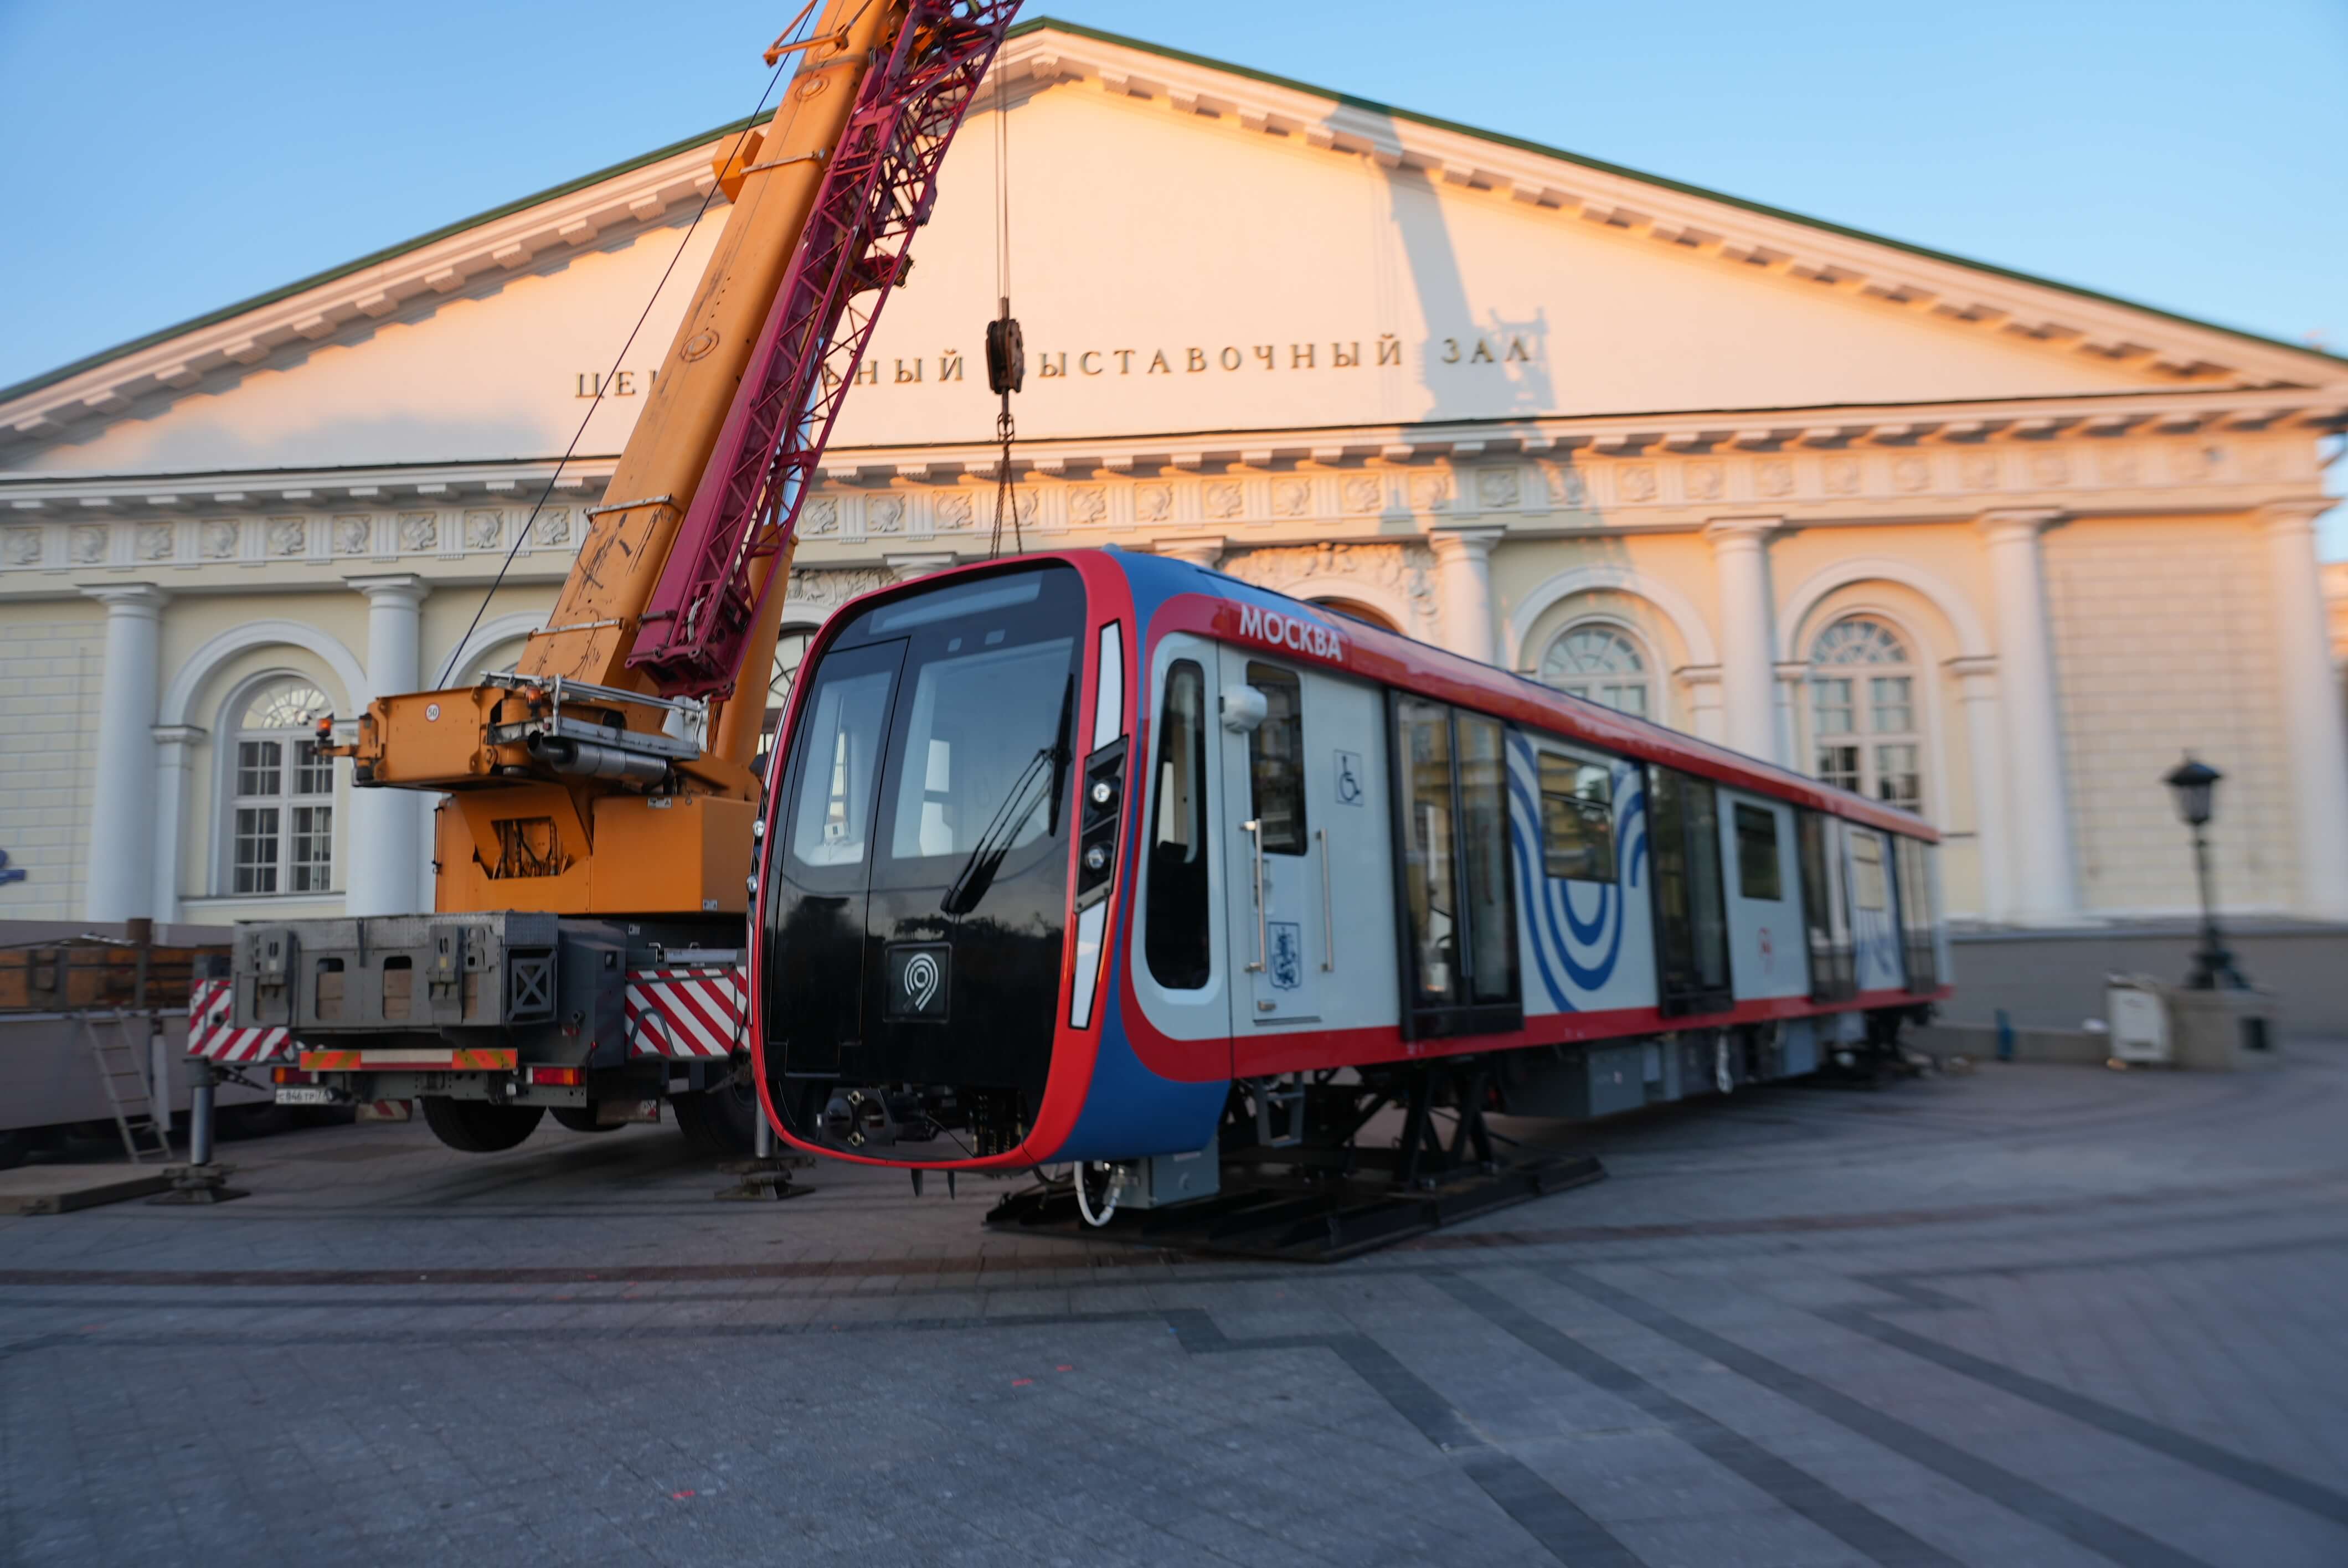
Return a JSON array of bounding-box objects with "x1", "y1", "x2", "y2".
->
[
  {"x1": 1831, "y1": 1241, "x2": 2348, "y2": 1529},
  {"x1": 1541, "y1": 1264, "x2": 2217, "y2": 1568},
  {"x1": 1164, "y1": 1308, "x2": 1639, "y2": 1568},
  {"x1": 1431, "y1": 1272, "x2": 1965, "y2": 1568}
]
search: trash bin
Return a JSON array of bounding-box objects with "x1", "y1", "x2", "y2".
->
[{"x1": 2105, "y1": 976, "x2": 2171, "y2": 1066}]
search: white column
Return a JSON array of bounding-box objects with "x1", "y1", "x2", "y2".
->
[
  {"x1": 1428, "y1": 527, "x2": 1503, "y2": 665},
  {"x1": 150, "y1": 725, "x2": 207, "y2": 924},
  {"x1": 81, "y1": 585, "x2": 167, "y2": 922},
  {"x1": 1150, "y1": 534, "x2": 1227, "y2": 570},
  {"x1": 1703, "y1": 515, "x2": 1784, "y2": 764},
  {"x1": 1677, "y1": 666, "x2": 1725, "y2": 744},
  {"x1": 1944, "y1": 656, "x2": 2009, "y2": 922},
  {"x1": 2261, "y1": 502, "x2": 2348, "y2": 918},
  {"x1": 1978, "y1": 509, "x2": 2081, "y2": 924},
  {"x1": 345, "y1": 574, "x2": 430, "y2": 917}
]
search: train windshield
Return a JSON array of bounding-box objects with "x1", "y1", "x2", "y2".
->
[{"x1": 761, "y1": 563, "x2": 1088, "y2": 1160}]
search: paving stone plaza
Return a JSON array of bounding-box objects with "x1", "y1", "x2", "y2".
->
[{"x1": 4, "y1": 1047, "x2": 2345, "y2": 1567}]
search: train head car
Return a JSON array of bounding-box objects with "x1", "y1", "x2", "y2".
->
[{"x1": 748, "y1": 546, "x2": 1948, "y2": 1188}]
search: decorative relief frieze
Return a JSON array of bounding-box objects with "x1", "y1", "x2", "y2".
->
[
  {"x1": 1617, "y1": 465, "x2": 1655, "y2": 502},
  {"x1": 1408, "y1": 472, "x2": 1451, "y2": 512},
  {"x1": 934, "y1": 492, "x2": 972, "y2": 530},
  {"x1": 868, "y1": 495, "x2": 906, "y2": 534},
  {"x1": 136, "y1": 523, "x2": 174, "y2": 561},
  {"x1": 1685, "y1": 462, "x2": 1723, "y2": 502},
  {"x1": 1475, "y1": 467, "x2": 1521, "y2": 508},
  {"x1": 1341, "y1": 475, "x2": 1383, "y2": 514},
  {"x1": 4, "y1": 527, "x2": 41, "y2": 566},
  {"x1": 1758, "y1": 459, "x2": 1795, "y2": 498},
  {"x1": 1135, "y1": 483, "x2": 1174, "y2": 522},
  {"x1": 2028, "y1": 450, "x2": 2069, "y2": 487},
  {"x1": 2100, "y1": 447, "x2": 2140, "y2": 484},
  {"x1": 1893, "y1": 456, "x2": 1931, "y2": 493},
  {"x1": 398, "y1": 512, "x2": 436, "y2": 551},
  {"x1": 1822, "y1": 457, "x2": 1861, "y2": 496},
  {"x1": 802, "y1": 496, "x2": 840, "y2": 535},
  {"x1": 1221, "y1": 540, "x2": 1441, "y2": 639},
  {"x1": 265, "y1": 516, "x2": 306, "y2": 556},
  {"x1": 462, "y1": 508, "x2": 503, "y2": 550},
  {"x1": 1067, "y1": 485, "x2": 1108, "y2": 525},
  {"x1": 1203, "y1": 481, "x2": 1244, "y2": 520},
  {"x1": 785, "y1": 566, "x2": 894, "y2": 609},
  {"x1": 70, "y1": 525, "x2": 105, "y2": 564},
  {"x1": 1959, "y1": 453, "x2": 1999, "y2": 490},
  {"x1": 529, "y1": 508, "x2": 570, "y2": 547},
  {"x1": 1270, "y1": 478, "x2": 1310, "y2": 518},
  {"x1": 200, "y1": 519, "x2": 238, "y2": 559},
  {"x1": 332, "y1": 514, "x2": 370, "y2": 554},
  {"x1": 1543, "y1": 462, "x2": 1587, "y2": 508}
]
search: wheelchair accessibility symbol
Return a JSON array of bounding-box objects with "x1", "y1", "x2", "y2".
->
[{"x1": 1333, "y1": 749, "x2": 1364, "y2": 807}]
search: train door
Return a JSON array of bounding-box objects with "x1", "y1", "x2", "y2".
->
[
  {"x1": 1219, "y1": 652, "x2": 1324, "y2": 1024},
  {"x1": 1718, "y1": 791, "x2": 1805, "y2": 1000},
  {"x1": 1388, "y1": 697, "x2": 1521, "y2": 1039},
  {"x1": 1647, "y1": 767, "x2": 1733, "y2": 1014},
  {"x1": 1130, "y1": 635, "x2": 1229, "y2": 1069},
  {"x1": 1847, "y1": 826, "x2": 1903, "y2": 993},
  {"x1": 1796, "y1": 810, "x2": 1855, "y2": 1002},
  {"x1": 1891, "y1": 834, "x2": 1940, "y2": 994}
]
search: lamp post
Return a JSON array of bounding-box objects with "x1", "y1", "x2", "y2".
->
[{"x1": 2162, "y1": 755, "x2": 2246, "y2": 991}]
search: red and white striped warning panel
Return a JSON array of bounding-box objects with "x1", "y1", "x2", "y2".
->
[
  {"x1": 186, "y1": 977, "x2": 296, "y2": 1062},
  {"x1": 624, "y1": 967, "x2": 746, "y2": 1059}
]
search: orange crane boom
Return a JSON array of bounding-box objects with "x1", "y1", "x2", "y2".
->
[{"x1": 325, "y1": 1, "x2": 1022, "y2": 918}]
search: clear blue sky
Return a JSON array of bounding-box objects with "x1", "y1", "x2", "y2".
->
[{"x1": 3, "y1": 1, "x2": 2341, "y2": 539}]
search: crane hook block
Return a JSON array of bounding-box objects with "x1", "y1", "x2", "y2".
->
[{"x1": 986, "y1": 316, "x2": 1024, "y2": 397}]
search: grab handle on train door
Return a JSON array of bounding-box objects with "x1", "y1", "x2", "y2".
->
[
  {"x1": 1316, "y1": 827, "x2": 1333, "y2": 972},
  {"x1": 1242, "y1": 818, "x2": 1266, "y2": 973}
]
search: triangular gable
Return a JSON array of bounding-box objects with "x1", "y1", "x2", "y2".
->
[{"x1": 4, "y1": 18, "x2": 2340, "y2": 478}]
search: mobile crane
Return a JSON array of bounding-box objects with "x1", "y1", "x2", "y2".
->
[{"x1": 229, "y1": 0, "x2": 1023, "y2": 1154}]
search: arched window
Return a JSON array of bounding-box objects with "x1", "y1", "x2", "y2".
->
[
  {"x1": 1539, "y1": 622, "x2": 1651, "y2": 717},
  {"x1": 1307, "y1": 597, "x2": 1399, "y2": 634},
  {"x1": 225, "y1": 678, "x2": 336, "y2": 895},
  {"x1": 759, "y1": 626, "x2": 816, "y2": 762},
  {"x1": 1809, "y1": 617, "x2": 1922, "y2": 812}
]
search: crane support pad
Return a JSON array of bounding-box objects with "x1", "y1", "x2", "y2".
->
[{"x1": 985, "y1": 1153, "x2": 1605, "y2": 1263}]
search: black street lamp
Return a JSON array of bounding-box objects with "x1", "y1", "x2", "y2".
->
[{"x1": 2162, "y1": 755, "x2": 2246, "y2": 991}]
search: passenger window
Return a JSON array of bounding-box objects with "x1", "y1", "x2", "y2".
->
[
  {"x1": 787, "y1": 658, "x2": 896, "y2": 870},
  {"x1": 1852, "y1": 831, "x2": 1888, "y2": 910},
  {"x1": 1246, "y1": 663, "x2": 1306, "y2": 854},
  {"x1": 1145, "y1": 661, "x2": 1212, "y2": 990},
  {"x1": 1733, "y1": 804, "x2": 1783, "y2": 900},
  {"x1": 1538, "y1": 752, "x2": 1615, "y2": 881}
]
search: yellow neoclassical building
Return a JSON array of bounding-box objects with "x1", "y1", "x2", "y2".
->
[{"x1": 2, "y1": 19, "x2": 2344, "y2": 939}]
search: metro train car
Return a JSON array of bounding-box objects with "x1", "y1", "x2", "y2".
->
[{"x1": 749, "y1": 547, "x2": 1948, "y2": 1230}]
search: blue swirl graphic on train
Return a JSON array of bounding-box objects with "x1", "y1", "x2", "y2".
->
[{"x1": 1505, "y1": 734, "x2": 1647, "y2": 1012}]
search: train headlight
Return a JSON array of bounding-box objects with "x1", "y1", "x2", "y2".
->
[{"x1": 1084, "y1": 843, "x2": 1110, "y2": 873}]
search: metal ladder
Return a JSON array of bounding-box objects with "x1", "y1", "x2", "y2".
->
[{"x1": 81, "y1": 1008, "x2": 173, "y2": 1164}]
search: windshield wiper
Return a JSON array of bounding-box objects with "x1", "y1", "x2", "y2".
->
[{"x1": 940, "y1": 673, "x2": 1074, "y2": 916}]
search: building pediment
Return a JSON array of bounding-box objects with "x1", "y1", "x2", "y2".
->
[{"x1": 2, "y1": 17, "x2": 2342, "y2": 484}]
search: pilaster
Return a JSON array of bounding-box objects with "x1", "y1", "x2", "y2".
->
[
  {"x1": 1943, "y1": 655, "x2": 2008, "y2": 922},
  {"x1": 1676, "y1": 664, "x2": 1726, "y2": 745},
  {"x1": 1150, "y1": 534, "x2": 1227, "y2": 571},
  {"x1": 149, "y1": 724, "x2": 206, "y2": 925}
]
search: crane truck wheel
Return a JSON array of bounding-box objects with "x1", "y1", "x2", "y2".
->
[
  {"x1": 671, "y1": 1077, "x2": 758, "y2": 1157},
  {"x1": 420, "y1": 1098, "x2": 545, "y2": 1153},
  {"x1": 550, "y1": 1106, "x2": 620, "y2": 1134}
]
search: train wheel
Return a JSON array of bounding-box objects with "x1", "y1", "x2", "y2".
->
[
  {"x1": 420, "y1": 1098, "x2": 544, "y2": 1153},
  {"x1": 672, "y1": 1075, "x2": 758, "y2": 1157},
  {"x1": 550, "y1": 1106, "x2": 619, "y2": 1134}
]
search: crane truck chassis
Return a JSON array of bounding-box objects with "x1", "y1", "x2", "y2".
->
[{"x1": 236, "y1": 911, "x2": 759, "y2": 1153}]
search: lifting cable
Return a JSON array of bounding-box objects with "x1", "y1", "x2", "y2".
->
[
  {"x1": 984, "y1": 65, "x2": 1024, "y2": 559},
  {"x1": 434, "y1": 24, "x2": 816, "y2": 689}
]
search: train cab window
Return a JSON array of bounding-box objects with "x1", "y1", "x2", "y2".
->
[
  {"x1": 1538, "y1": 751, "x2": 1616, "y2": 881},
  {"x1": 1649, "y1": 768, "x2": 1732, "y2": 1014},
  {"x1": 1391, "y1": 696, "x2": 1522, "y2": 1035},
  {"x1": 885, "y1": 635, "x2": 1076, "y2": 864},
  {"x1": 1246, "y1": 663, "x2": 1307, "y2": 854},
  {"x1": 1145, "y1": 661, "x2": 1212, "y2": 990},
  {"x1": 785, "y1": 648, "x2": 899, "y2": 873},
  {"x1": 1733, "y1": 804, "x2": 1783, "y2": 900}
]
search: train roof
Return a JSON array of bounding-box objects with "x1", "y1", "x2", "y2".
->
[{"x1": 838, "y1": 546, "x2": 1940, "y2": 844}]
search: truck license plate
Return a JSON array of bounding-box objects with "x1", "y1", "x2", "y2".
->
[{"x1": 275, "y1": 1086, "x2": 337, "y2": 1106}]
